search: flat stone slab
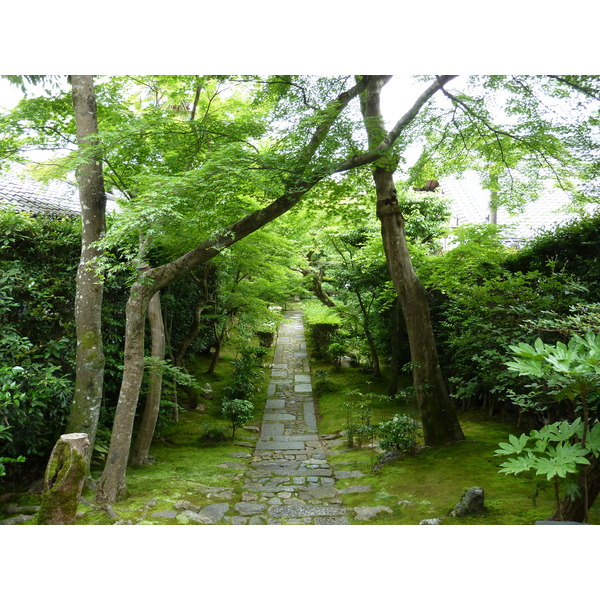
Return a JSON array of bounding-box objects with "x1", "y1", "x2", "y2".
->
[
  {"x1": 268, "y1": 504, "x2": 347, "y2": 518},
  {"x1": 198, "y1": 502, "x2": 230, "y2": 524},
  {"x1": 300, "y1": 487, "x2": 338, "y2": 500},
  {"x1": 261, "y1": 423, "x2": 285, "y2": 438},
  {"x1": 234, "y1": 502, "x2": 266, "y2": 516},
  {"x1": 339, "y1": 485, "x2": 373, "y2": 494},
  {"x1": 271, "y1": 370, "x2": 288, "y2": 378},
  {"x1": 217, "y1": 462, "x2": 246, "y2": 469},
  {"x1": 255, "y1": 441, "x2": 306, "y2": 450},
  {"x1": 334, "y1": 470, "x2": 366, "y2": 479},
  {"x1": 262, "y1": 413, "x2": 296, "y2": 421},
  {"x1": 294, "y1": 374, "x2": 311, "y2": 382},
  {"x1": 265, "y1": 399, "x2": 286, "y2": 409},
  {"x1": 271, "y1": 434, "x2": 318, "y2": 442},
  {"x1": 313, "y1": 516, "x2": 351, "y2": 525},
  {"x1": 294, "y1": 383, "x2": 312, "y2": 393},
  {"x1": 353, "y1": 506, "x2": 393, "y2": 521}
]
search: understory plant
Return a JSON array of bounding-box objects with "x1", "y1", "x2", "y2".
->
[
  {"x1": 221, "y1": 398, "x2": 254, "y2": 440},
  {"x1": 502, "y1": 331, "x2": 600, "y2": 520},
  {"x1": 378, "y1": 414, "x2": 422, "y2": 455},
  {"x1": 495, "y1": 419, "x2": 600, "y2": 520}
]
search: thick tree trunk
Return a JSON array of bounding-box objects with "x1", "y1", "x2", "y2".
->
[
  {"x1": 37, "y1": 433, "x2": 90, "y2": 524},
  {"x1": 549, "y1": 457, "x2": 600, "y2": 522},
  {"x1": 362, "y1": 76, "x2": 464, "y2": 446},
  {"x1": 66, "y1": 76, "x2": 107, "y2": 466},
  {"x1": 129, "y1": 292, "x2": 166, "y2": 468}
]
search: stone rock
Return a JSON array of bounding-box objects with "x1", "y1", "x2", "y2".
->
[
  {"x1": 450, "y1": 487, "x2": 485, "y2": 517},
  {"x1": 181, "y1": 510, "x2": 213, "y2": 524},
  {"x1": 243, "y1": 426, "x2": 260, "y2": 433},
  {"x1": 334, "y1": 470, "x2": 365, "y2": 479},
  {"x1": 397, "y1": 499, "x2": 415, "y2": 508},
  {"x1": 151, "y1": 510, "x2": 179, "y2": 519},
  {"x1": 234, "y1": 502, "x2": 266, "y2": 516},
  {"x1": 249, "y1": 516, "x2": 266, "y2": 525},
  {"x1": 0, "y1": 514, "x2": 36, "y2": 525},
  {"x1": 201, "y1": 383, "x2": 214, "y2": 401},
  {"x1": 198, "y1": 502, "x2": 230, "y2": 524},
  {"x1": 217, "y1": 462, "x2": 246, "y2": 469},
  {"x1": 353, "y1": 506, "x2": 393, "y2": 521},
  {"x1": 175, "y1": 499, "x2": 200, "y2": 512},
  {"x1": 300, "y1": 487, "x2": 338, "y2": 500},
  {"x1": 229, "y1": 452, "x2": 252, "y2": 459},
  {"x1": 420, "y1": 518, "x2": 441, "y2": 525}
]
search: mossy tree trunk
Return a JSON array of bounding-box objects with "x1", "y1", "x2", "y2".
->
[
  {"x1": 37, "y1": 433, "x2": 90, "y2": 525},
  {"x1": 360, "y1": 75, "x2": 465, "y2": 446},
  {"x1": 66, "y1": 76, "x2": 107, "y2": 468}
]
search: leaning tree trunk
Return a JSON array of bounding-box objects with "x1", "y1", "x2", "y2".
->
[
  {"x1": 95, "y1": 285, "x2": 153, "y2": 503},
  {"x1": 362, "y1": 76, "x2": 464, "y2": 446},
  {"x1": 66, "y1": 76, "x2": 107, "y2": 467},
  {"x1": 129, "y1": 292, "x2": 166, "y2": 467},
  {"x1": 37, "y1": 433, "x2": 90, "y2": 525}
]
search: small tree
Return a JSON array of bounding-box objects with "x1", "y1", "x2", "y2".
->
[{"x1": 221, "y1": 398, "x2": 254, "y2": 440}]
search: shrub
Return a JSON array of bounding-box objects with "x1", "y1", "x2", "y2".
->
[
  {"x1": 377, "y1": 415, "x2": 421, "y2": 454},
  {"x1": 221, "y1": 398, "x2": 254, "y2": 440},
  {"x1": 197, "y1": 423, "x2": 229, "y2": 447}
]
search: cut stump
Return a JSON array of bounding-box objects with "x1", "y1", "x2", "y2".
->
[{"x1": 36, "y1": 433, "x2": 90, "y2": 525}]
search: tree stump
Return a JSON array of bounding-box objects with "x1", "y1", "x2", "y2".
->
[{"x1": 36, "y1": 433, "x2": 90, "y2": 525}]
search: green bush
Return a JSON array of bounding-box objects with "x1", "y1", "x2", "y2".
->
[
  {"x1": 221, "y1": 398, "x2": 254, "y2": 440},
  {"x1": 377, "y1": 414, "x2": 421, "y2": 454}
]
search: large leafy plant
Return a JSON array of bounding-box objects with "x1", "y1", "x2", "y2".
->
[{"x1": 495, "y1": 419, "x2": 600, "y2": 520}]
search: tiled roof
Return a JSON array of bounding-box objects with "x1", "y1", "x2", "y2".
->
[
  {"x1": 0, "y1": 172, "x2": 120, "y2": 216},
  {"x1": 440, "y1": 171, "x2": 580, "y2": 240}
]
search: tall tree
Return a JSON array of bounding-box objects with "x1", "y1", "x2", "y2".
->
[
  {"x1": 360, "y1": 75, "x2": 465, "y2": 445},
  {"x1": 65, "y1": 76, "x2": 107, "y2": 464},
  {"x1": 95, "y1": 75, "x2": 454, "y2": 503}
]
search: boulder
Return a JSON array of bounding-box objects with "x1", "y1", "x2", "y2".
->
[
  {"x1": 450, "y1": 487, "x2": 485, "y2": 517},
  {"x1": 201, "y1": 383, "x2": 214, "y2": 401},
  {"x1": 419, "y1": 518, "x2": 441, "y2": 525}
]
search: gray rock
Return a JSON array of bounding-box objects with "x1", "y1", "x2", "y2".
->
[
  {"x1": 234, "y1": 502, "x2": 266, "y2": 516},
  {"x1": 334, "y1": 470, "x2": 365, "y2": 479},
  {"x1": 535, "y1": 520, "x2": 589, "y2": 525},
  {"x1": 300, "y1": 487, "x2": 338, "y2": 500},
  {"x1": 268, "y1": 504, "x2": 346, "y2": 518},
  {"x1": 201, "y1": 383, "x2": 214, "y2": 401},
  {"x1": 249, "y1": 516, "x2": 266, "y2": 525},
  {"x1": 175, "y1": 499, "x2": 200, "y2": 512},
  {"x1": 181, "y1": 510, "x2": 213, "y2": 524},
  {"x1": 353, "y1": 506, "x2": 393, "y2": 521},
  {"x1": 420, "y1": 518, "x2": 441, "y2": 525},
  {"x1": 397, "y1": 499, "x2": 415, "y2": 508},
  {"x1": 450, "y1": 487, "x2": 485, "y2": 517},
  {"x1": 0, "y1": 514, "x2": 36, "y2": 525},
  {"x1": 198, "y1": 502, "x2": 230, "y2": 524}
]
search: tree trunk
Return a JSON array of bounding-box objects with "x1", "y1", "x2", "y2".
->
[
  {"x1": 355, "y1": 289, "x2": 381, "y2": 377},
  {"x1": 95, "y1": 285, "x2": 153, "y2": 503},
  {"x1": 387, "y1": 298, "x2": 402, "y2": 395},
  {"x1": 207, "y1": 318, "x2": 228, "y2": 375},
  {"x1": 362, "y1": 76, "x2": 464, "y2": 446},
  {"x1": 66, "y1": 76, "x2": 107, "y2": 467},
  {"x1": 37, "y1": 433, "x2": 90, "y2": 524},
  {"x1": 129, "y1": 291, "x2": 166, "y2": 467},
  {"x1": 549, "y1": 457, "x2": 600, "y2": 522}
]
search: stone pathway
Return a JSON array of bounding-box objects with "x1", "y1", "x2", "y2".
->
[{"x1": 229, "y1": 310, "x2": 351, "y2": 525}]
